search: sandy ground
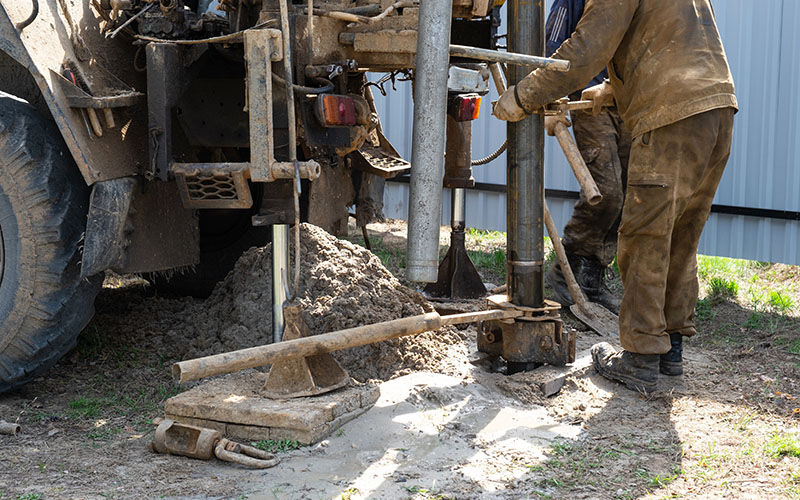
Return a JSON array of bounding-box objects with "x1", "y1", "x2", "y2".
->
[{"x1": 0, "y1": 221, "x2": 798, "y2": 499}]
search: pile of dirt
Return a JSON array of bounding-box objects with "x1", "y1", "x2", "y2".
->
[{"x1": 158, "y1": 223, "x2": 468, "y2": 382}]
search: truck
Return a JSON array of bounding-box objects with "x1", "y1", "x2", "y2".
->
[{"x1": 0, "y1": 0, "x2": 522, "y2": 392}]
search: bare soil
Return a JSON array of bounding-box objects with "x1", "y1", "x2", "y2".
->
[{"x1": 0, "y1": 221, "x2": 798, "y2": 500}]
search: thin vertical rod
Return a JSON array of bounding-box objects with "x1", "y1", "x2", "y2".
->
[
  {"x1": 272, "y1": 224, "x2": 289, "y2": 343},
  {"x1": 506, "y1": 0, "x2": 545, "y2": 307},
  {"x1": 451, "y1": 188, "x2": 465, "y2": 230},
  {"x1": 406, "y1": 0, "x2": 453, "y2": 283}
]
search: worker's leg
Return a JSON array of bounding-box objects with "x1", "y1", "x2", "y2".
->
[
  {"x1": 663, "y1": 108, "x2": 735, "y2": 337},
  {"x1": 617, "y1": 108, "x2": 734, "y2": 355}
]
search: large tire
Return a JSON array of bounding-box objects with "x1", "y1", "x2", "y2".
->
[{"x1": 0, "y1": 93, "x2": 102, "y2": 393}]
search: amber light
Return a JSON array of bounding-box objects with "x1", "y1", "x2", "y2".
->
[
  {"x1": 451, "y1": 95, "x2": 482, "y2": 122},
  {"x1": 317, "y1": 95, "x2": 356, "y2": 126}
]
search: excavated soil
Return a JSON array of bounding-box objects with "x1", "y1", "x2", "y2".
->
[{"x1": 149, "y1": 223, "x2": 468, "y2": 382}]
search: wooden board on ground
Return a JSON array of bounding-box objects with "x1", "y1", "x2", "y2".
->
[{"x1": 165, "y1": 371, "x2": 380, "y2": 445}]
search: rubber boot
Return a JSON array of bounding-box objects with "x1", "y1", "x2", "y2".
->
[
  {"x1": 591, "y1": 342, "x2": 659, "y2": 394},
  {"x1": 544, "y1": 252, "x2": 584, "y2": 307},
  {"x1": 660, "y1": 333, "x2": 683, "y2": 376},
  {"x1": 579, "y1": 257, "x2": 621, "y2": 314}
]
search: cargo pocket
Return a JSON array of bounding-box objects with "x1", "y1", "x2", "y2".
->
[{"x1": 619, "y1": 172, "x2": 673, "y2": 237}]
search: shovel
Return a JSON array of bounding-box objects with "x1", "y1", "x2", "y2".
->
[{"x1": 544, "y1": 202, "x2": 618, "y2": 337}]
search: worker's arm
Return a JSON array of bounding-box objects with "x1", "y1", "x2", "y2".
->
[{"x1": 515, "y1": 0, "x2": 638, "y2": 113}]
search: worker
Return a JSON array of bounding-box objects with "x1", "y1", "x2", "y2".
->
[
  {"x1": 542, "y1": 0, "x2": 632, "y2": 315},
  {"x1": 494, "y1": 0, "x2": 736, "y2": 393}
]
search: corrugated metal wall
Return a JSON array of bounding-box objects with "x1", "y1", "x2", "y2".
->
[{"x1": 374, "y1": 0, "x2": 800, "y2": 265}]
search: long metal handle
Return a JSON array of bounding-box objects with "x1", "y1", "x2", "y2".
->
[
  {"x1": 172, "y1": 309, "x2": 521, "y2": 383},
  {"x1": 543, "y1": 202, "x2": 587, "y2": 307},
  {"x1": 450, "y1": 45, "x2": 570, "y2": 72},
  {"x1": 553, "y1": 122, "x2": 602, "y2": 205}
]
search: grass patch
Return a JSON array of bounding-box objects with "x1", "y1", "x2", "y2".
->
[
  {"x1": 709, "y1": 277, "x2": 738, "y2": 299},
  {"x1": 768, "y1": 291, "x2": 795, "y2": 314},
  {"x1": 67, "y1": 397, "x2": 105, "y2": 419},
  {"x1": 696, "y1": 298, "x2": 714, "y2": 321},
  {"x1": 764, "y1": 432, "x2": 800, "y2": 458},
  {"x1": 12, "y1": 494, "x2": 44, "y2": 500},
  {"x1": 789, "y1": 339, "x2": 800, "y2": 355},
  {"x1": 697, "y1": 255, "x2": 750, "y2": 281},
  {"x1": 250, "y1": 439, "x2": 302, "y2": 454},
  {"x1": 467, "y1": 248, "x2": 506, "y2": 280}
]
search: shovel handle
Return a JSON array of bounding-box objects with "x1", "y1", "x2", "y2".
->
[
  {"x1": 553, "y1": 122, "x2": 602, "y2": 206},
  {"x1": 544, "y1": 202, "x2": 587, "y2": 307}
]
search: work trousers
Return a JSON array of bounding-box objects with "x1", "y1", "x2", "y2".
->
[
  {"x1": 562, "y1": 107, "x2": 632, "y2": 266},
  {"x1": 618, "y1": 107, "x2": 735, "y2": 354}
]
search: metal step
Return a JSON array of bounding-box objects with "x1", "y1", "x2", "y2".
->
[{"x1": 171, "y1": 163, "x2": 253, "y2": 209}]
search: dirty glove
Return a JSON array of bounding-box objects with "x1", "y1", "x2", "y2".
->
[
  {"x1": 581, "y1": 81, "x2": 614, "y2": 116},
  {"x1": 493, "y1": 85, "x2": 529, "y2": 122},
  {"x1": 544, "y1": 114, "x2": 571, "y2": 137}
]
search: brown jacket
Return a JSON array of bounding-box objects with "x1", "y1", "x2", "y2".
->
[{"x1": 516, "y1": 0, "x2": 737, "y2": 137}]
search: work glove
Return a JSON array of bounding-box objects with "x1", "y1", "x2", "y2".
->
[
  {"x1": 544, "y1": 114, "x2": 571, "y2": 136},
  {"x1": 581, "y1": 81, "x2": 614, "y2": 116},
  {"x1": 492, "y1": 85, "x2": 528, "y2": 122}
]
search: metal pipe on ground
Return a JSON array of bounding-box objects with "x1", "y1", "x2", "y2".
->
[
  {"x1": 405, "y1": 0, "x2": 453, "y2": 283},
  {"x1": 506, "y1": 0, "x2": 545, "y2": 308},
  {"x1": 0, "y1": 420, "x2": 20, "y2": 436},
  {"x1": 173, "y1": 309, "x2": 521, "y2": 383}
]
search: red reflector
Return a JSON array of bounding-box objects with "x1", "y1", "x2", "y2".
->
[
  {"x1": 451, "y1": 95, "x2": 482, "y2": 122},
  {"x1": 317, "y1": 95, "x2": 357, "y2": 126}
]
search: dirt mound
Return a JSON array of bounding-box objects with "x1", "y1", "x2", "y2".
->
[{"x1": 161, "y1": 223, "x2": 467, "y2": 382}]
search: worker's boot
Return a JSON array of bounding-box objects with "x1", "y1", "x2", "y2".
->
[
  {"x1": 545, "y1": 252, "x2": 584, "y2": 307},
  {"x1": 579, "y1": 257, "x2": 621, "y2": 314},
  {"x1": 591, "y1": 342, "x2": 659, "y2": 394},
  {"x1": 659, "y1": 333, "x2": 683, "y2": 376}
]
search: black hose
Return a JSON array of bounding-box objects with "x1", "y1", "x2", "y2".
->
[
  {"x1": 271, "y1": 74, "x2": 335, "y2": 95},
  {"x1": 472, "y1": 140, "x2": 507, "y2": 166},
  {"x1": 15, "y1": 0, "x2": 39, "y2": 31}
]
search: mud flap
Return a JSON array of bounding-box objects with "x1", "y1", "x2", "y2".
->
[{"x1": 81, "y1": 177, "x2": 136, "y2": 278}]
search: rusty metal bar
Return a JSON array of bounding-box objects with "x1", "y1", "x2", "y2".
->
[
  {"x1": 449, "y1": 44, "x2": 569, "y2": 72},
  {"x1": 173, "y1": 309, "x2": 521, "y2": 383}
]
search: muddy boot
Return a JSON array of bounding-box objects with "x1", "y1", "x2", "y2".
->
[
  {"x1": 545, "y1": 253, "x2": 583, "y2": 307},
  {"x1": 578, "y1": 258, "x2": 621, "y2": 314},
  {"x1": 659, "y1": 333, "x2": 683, "y2": 376},
  {"x1": 591, "y1": 342, "x2": 659, "y2": 393}
]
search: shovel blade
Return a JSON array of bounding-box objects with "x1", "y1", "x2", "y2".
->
[{"x1": 570, "y1": 302, "x2": 618, "y2": 337}]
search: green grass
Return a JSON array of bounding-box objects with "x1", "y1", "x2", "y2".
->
[
  {"x1": 789, "y1": 339, "x2": 800, "y2": 355},
  {"x1": 12, "y1": 494, "x2": 43, "y2": 500},
  {"x1": 467, "y1": 248, "x2": 506, "y2": 280},
  {"x1": 764, "y1": 432, "x2": 800, "y2": 458},
  {"x1": 696, "y1": 298, "x2": 714, "y2": 321},
  {"x1": 250, "y1": 439, "x2": 302, "y2": 454},
  {"x1": 768, "y1": 291, "x2": 795, "y2": 313},
  {"x1": 709, "y1": 276, "x2": 738, "y2": 299},
  {"x1": 697, "y1": 255, "x2": 751, "y2": 281},
  {"x1": 67, "y1": 397, "x2": 106, "y2": 419}
]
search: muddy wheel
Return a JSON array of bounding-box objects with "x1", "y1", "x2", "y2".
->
[
  {"x1": 0, "y1": 93, "x2": 102, "y2": 393},
  {"x1": 150, "y1": 186, "x2": 270, "y2": 298}
]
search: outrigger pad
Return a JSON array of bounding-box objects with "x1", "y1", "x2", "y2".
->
[{"x1": 262, "y1": 305, "x2": 350, "y2": 399}]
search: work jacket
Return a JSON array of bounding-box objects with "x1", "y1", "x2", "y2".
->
[
  {"x1": 516, "y1": 0, "x2": 738, "y2": 137},
  {"x1": 545, "y1": 0, "x2": 607, "y2": 89}
]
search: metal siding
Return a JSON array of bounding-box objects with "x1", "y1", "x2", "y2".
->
[{"x1": 376, "y1": 0, "x2": 800, "y2": 265}]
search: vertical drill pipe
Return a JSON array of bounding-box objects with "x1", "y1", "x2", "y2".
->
[
  {"x1": 406, "y1": 0, "x2": 453, "y2": 283},
  {"x1": 451, "y1": 188, "x2": 465, "y2": 230},
  {"x1": 272, "y1": 224, "x2": 289, "y2": 343},
  {"x1": 506, "y1": 0, "x2": 545, "y2": 307}
]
